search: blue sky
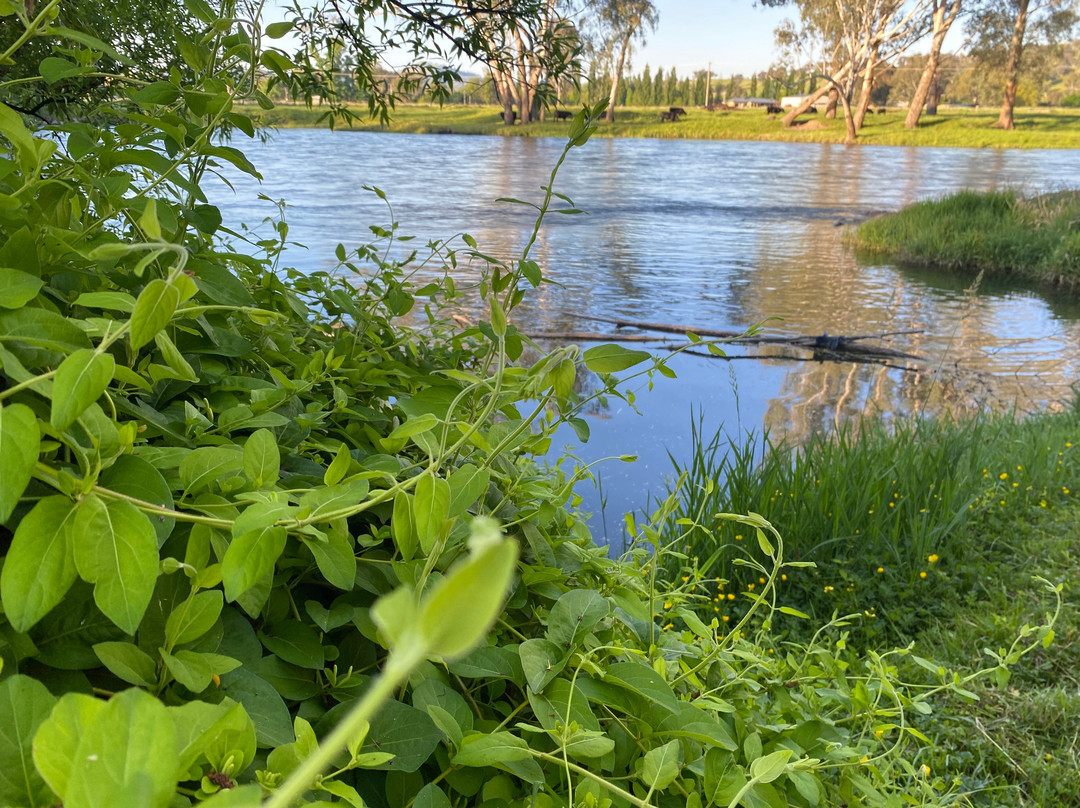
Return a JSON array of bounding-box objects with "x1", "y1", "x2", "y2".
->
[{"x1": 629, "y1": 1, "x2": 793, "y2": 77}]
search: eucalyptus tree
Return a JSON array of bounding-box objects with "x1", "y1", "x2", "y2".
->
[
  {"x1": 590, "y1": 0, "x2": 658, "y2": 122},
  {"x1": 966, "y1": 0, "x2": 1077, "y2": 128},
  {"x1": 904, "y1": 0, "x2": 964, "y2": 127}
]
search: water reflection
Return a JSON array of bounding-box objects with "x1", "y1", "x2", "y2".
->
[{"x1": 209, "y1": 131, "x2": 1080, "y2": 536}]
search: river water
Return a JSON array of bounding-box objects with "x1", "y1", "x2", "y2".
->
[{"x1": 210, "y1": 129, "x2": 1080, "y2": 540}]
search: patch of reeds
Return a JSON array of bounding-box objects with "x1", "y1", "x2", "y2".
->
[{"x1": 853, "y1": 190, "x2": 1080, "y2": 290}]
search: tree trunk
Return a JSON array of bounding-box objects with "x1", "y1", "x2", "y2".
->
[
  {"x1": 781, "y1": 61, "x2": 852, "y2": 125},
  {"x1": 491, "y1": 69, "x2": 516, "y2": 125},
  {"x1": 853, "y1": 45, "x2": 879, "y2": 129},
  {"x1": 993, "y1": 0, "x2": 1030, "y2": 130},
  {"x1": 927, "y1": 77, "x2": 942, "y2": 114},
  {"x1": 905, "y1": 0, "x2": 960, "y2": 129},
  {"x1": 605, "y1": 33, "x2": 631, "y2": 123},
  {"x1": 825, "y1": 87, "x2": 839, "y2": 118},
  {"x1": 513, "y1": 27, "x2": 532, "y2": 124},
  {"x1": 840, "y1": 89, "x2": 857, "y2": 143}
]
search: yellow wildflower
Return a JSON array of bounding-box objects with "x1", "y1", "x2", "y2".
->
[
  {"x1": 876, "y1": 567, "x2": 884, "y2": 573},
  {"x1": 928, "y1": 554, "x2": 939, "y2": 563},
  {"x1": 920, "y1": 571, "x2": 927, "y2": 579},
  {"x1": 1000, "y1": 472, "x2": 1008, "y2": 480}
]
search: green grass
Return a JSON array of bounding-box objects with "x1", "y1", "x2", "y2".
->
[
  {"x1": 251, "y1": 101, "x2": 1080, "y2": 149},
  {"x1": 663, "y1": 407, "x2": 1080, "y2": 636},
  {"x1": 852, "y1": 190, "x2": 1080, "y2": 290}
]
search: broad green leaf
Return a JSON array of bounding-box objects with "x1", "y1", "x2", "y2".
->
[
  {"x1": 413, "y1": 474, "x2": 450, "y2": 555},
  {"x1": 73, "y1": 291, "x2": 136, "y2": 312},
  {"x1": 387, "y1": 412, "x2": 439, "y2": 441},
  {"x1": 221, "y1": 525, "x2": 287, "y2": 602},
  {"x1": 519, "y1": 638, "x2": 566, "y2": 692},
  {"x1": 582, "y1": 344, "x2": 651, "y2": 373},
  {"x1": 71, "y1": 496, "x2": 159, "y2": 634},
  {"x1": 218, "y1": 669, "x2": 294, "y2": 748},
  {"x1": 0, "y1": 267, "x2": 42, "y2": 308},
  {"x1": 297, "y1": 479, "x2": 368, "y2": 521},
  {"x1": 547, "y1": 589, "x2": 610, "y2": 651},
  {"x1": 170, "y1": 699, "x2": 256, "y2": 774},
  {"x1": 166, "y1": 590, "x2": 224, "y2": 646},
  {"x1": 179, "y1": 446, "x2": 243, "y2": 495},
  {"x1": 99, "y1": 455, "x2": 175, "y2": 547},
  {"x1": 51, "y1": 349, "x2": 115, "y2": 430},
  {"x1": 604, "y1": 662, "x2": 680, "y2": 713},
  {"x1": 0, "y1": 401, "x2": 39, "y2": 522},
  {"x1": 258, "y1": 622, "x2": 324, "y2": 669},
  {"x1": 243, "y1": 428, "x2": 279, "y2": 488},
  {"x1": 418, "y1": 518, "x2": 518, "y2": 660},
  {"x1": 302, "y1": 529, "x2": 356, "y2": 590},
  {"x1": 749, "y1": 749, "x2": 792, "y2": 784},
  {"x1": 1, "y1": 496, "x2": 79, "y2": 631},
  {"x1": 92, "y1": 641, "x2": 157, "y2": 687},
  {"x1": 0, "y1": 307, "x2": 90, "y2": 352},
  {"x1": 38, "y1": 56, "x2": 86, "y2": 84},
  {"x1": 447, "y1": 464, "x2": 490, "y2": 518},
  {"x1": 153, "y1": 331, "x2": 197, "y2": 382},
  {"x1": 62, "y1": 689, "x2": 178, "y2": 808},
  {"x1": 265, "y1": 20, "x2": 294, "y2": 37},
  {"x1": 132, "y1": 81, "x2": 181, "y2": 106},
  {"x1": 642, "y1": 739, "x2": 681, "y2": 790},
  {"x1": 139, "y1": 199, "x2": 162, "y2": 239},
  {"x1": 391, "y1": 491, "x2": 416, "y2": 561},
  {"x1": 413, "y1": 784, "x2": 452, "y2": 808},
  {"x1": 0, "y1": 675, "x2": 57, "y2": 808},
  {"x1": 323, "y1": 441, "x2": 350, "y2": 485},
  {"x1": 130, "y1": 279, "x2": 179, "y2": 350},
  {"x1": 453, "y1": 732, "x2": 532, "y2": 767},
  {"x1": 199, "y1": 785, "x2": 262, "y2": 807},
  {"x1": 563, "y1": 729, "x2": 615, "y2": 760},
  {"x1": 32, "y1": 693, "x2": 105, "y2": 801},
  {"x1": 162, "y1": 650, "x2": 220, "y2": 691}
]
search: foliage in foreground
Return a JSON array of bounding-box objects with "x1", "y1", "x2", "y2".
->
[
  {"x1": 852, "y1": 190, "x2": 1080, "y2": 289},
  {"x1": 663, "y1": 411, "x2": 1080, "y2": 639},
  {"x1": 0, "y1": 7, "x2": 1065, "y2": 808}
]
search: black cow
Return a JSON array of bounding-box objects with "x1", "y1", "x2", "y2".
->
[
  {"x1": 669, "y1": 107, "x2": 687, "y2": 117},
  {"x1": 876, "y1": 107, "x2": 887, "y2": 114},
  {"x1": 498, "y1": 110, "x2": 518, "y2": 123},
  {"x1": 660, "y1": 110, "x2": 682, "y2": 122},
  {"x1": 766, "y1": 104, "x2": 783, "y2": 114},
  {"x1": 554, "y1": 109, "x2": 572, "y2": 121}
]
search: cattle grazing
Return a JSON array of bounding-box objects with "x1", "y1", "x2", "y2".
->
[
  {"x1": 766, "y1": 104, "x2": 783, "y2": 114},
  {"x1": 554, "y1": 110, "x2": 572, "y2": 121},
  {"x1": 660, "y1": 109, "x2": 684, "y2": 122},
  {"x1": 876, "y1": 107, "x2": 887, "y2": 114},
  {"x1": 669, "y1": 107, "x2": 686, "y2": 117}
]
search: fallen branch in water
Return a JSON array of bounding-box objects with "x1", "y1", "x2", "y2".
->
[{"x1": 543, "y1": 313, "x2": 925, "y2": 361}]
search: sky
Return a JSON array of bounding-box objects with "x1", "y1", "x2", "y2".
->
[{"x1": 626, "y1": 1, "x2": 794, "y2": 78}]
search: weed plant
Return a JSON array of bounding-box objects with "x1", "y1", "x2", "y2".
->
[
  {"x1": 663, "y1": 408, "x2": 1080, "y2": 637},
  {"x1": 853, "y1": 190, "x2": 1080, "y2": 290}
]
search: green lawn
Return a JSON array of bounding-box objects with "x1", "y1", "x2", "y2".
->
[{"x1": 252, "y1": 102, "x2": 1080, "y2": 149}]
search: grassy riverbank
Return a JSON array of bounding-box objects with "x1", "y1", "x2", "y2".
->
[
  {"x1": 255, "y1": 101, "x2": 1080, "y2": 148},
  {"x1": 664, "y1": 407, "x2": 1080, "y2": 805},
  {"x1": 853, "y1": 190, "x2": 1080, "y2": 290}
]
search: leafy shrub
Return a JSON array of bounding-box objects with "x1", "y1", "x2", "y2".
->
[{"x1": 0, "y1": 7, "x2": 1062, "y2": 808}]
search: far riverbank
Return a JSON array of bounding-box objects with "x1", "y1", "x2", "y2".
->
[{"x1": 253, "y1": 102, "x2": 1080, "y2": 149}]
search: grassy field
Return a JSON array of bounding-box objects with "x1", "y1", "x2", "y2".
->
[
  {"x1": 852, "y1": 190, "x2": 1080, "y2": 290},
  {"x1": 253, "y1": 101, "x2": 1080, "y2": 149}
]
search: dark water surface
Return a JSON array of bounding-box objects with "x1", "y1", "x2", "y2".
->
[{"x1": 210, "y1": 130, "x2": 1080, "y2": 540}]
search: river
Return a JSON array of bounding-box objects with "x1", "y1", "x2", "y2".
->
[{"x1": 210, "y1": 129, "x2": 1080, "y2": 541}]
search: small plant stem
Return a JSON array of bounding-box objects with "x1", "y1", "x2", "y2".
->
[
  {"x1": 0, "y1": 0, "x2": 61, "y2": 64},
  {"x1": 724, "y1": 775, "x2": 764, "y2": 808},
  {"x1": 532, "y1": 751, "x2": 657, "y2": 808},
  {"x1": 263, "y1": 643, "x2": 425, "y2": 808}
]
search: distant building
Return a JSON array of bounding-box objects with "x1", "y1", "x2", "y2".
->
[
  {"x1": 722, "y1": 97, "x2": 777, "y2": 109},
  {"x1": 780, "y1": 94, "x2": 824, "y2": 109}
]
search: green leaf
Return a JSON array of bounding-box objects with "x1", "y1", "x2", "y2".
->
[
  {"x1": 563, "y1": 729, "x2": 615, "y2": 760},
  {"x1": 387, "y1": 412, "x2": 439, "y2": 441},
  {"x1": 139, "y1": 199, "x2": 162, "y2": 240},
  {"x1": 749, "y1": 749, "x2": 792, "y2": 784},
  {"x1": 153, "y1": 331, "x2": 197, "y2": 382},
  {"x1": 171, "y1": 699, "x2": 256, "y2": 775},
  {"x1": 63, "y1": 690, "x2": 176, "y2": 808},
  {"x1": 266, "y1": 20, "x2": 295, "y2": 37},
  {"x1": 413, "y1": 784, "x2": 452, "y2": 808},
  {"x1": 0, "y1": 496, "x2": 79, "y2": 632},
  {"x1": 413, "y1": 474, "x2": 450, "y2": 555},
  {"x1": 547, "y1": 589, "x2": 610, "y2": 651},
  {"x1": 0, "y1": 267, "x2": 42, "y2": 308},
  {"x1": 418, "y1": 517, "x2": 518, "y2": 660},
  {"x1": 50, "y1": 349, "x2": 115, "y2": 430},
  {"x1": 582, "y1": 344, "x2": 651, "y2": 373},
  {"x1": 604, "y1": 662, "x2": 680, "y2": 713},
  {"x1": 323, "y1": 441, "x2": 350, "y2": 486},
  {"x1": 71, "y1": 496, "x2": 159, "y2": 634},
  {"x1": 0, "y1": 675, "x2": 57, "y2": 808},
  {"x1": 297, "y1": 479, "x2": 368, "y2": 521},
  {"x1": 642, "y1": 739, "x2": 681, "y2": 790},
  {"x1": 0, "y1": 401, "x2": 39, "y2": 522},
  {"x1": 453, "y1": 731, "x2": 532, "y2": 766},
  {"x1": 32, "y1": 693, "x2": 105, "y2": 801},
  {"x1": 302, "y1": 529, "x2": 356, "y2": 590},
  {"x1": 161, "y1": 650, "x2": 213, "y2": 691},
  {"x1": 217, "y1": 669, "x2": 294, "y2": 748},
  {"x1": 99, "y1": 455, "x2": 175, "y2": 547},
  {"x1": 258, "y1": 622, "x2": 324, "y2": 669},
  {"x1": 132, "y1": 81, "x2": 181, "y2": 106},
  {"x1": 222, "y1": 525, "x2": 287, "y2": 602},
  {"x1": 166, "y1": 590, "x2": 223, "y2": 647},
  {"x1": 447, "y1": 464, "x2": 489, "y2": 518},
  {"x1": 518, "y1": 638, "x2": 566, "y2": 692},
  {"x1": 73, "y1": 291, "x2": 137, "y2": 312},
  {"x1": 130, "y1": 279, "x2": 179, "y2": 350},
  {"x1": 38, "y1": 56, "x2": 86, "y2": 84},
  {"x1": 92, "y1": 641, "x2": 157, "y2": 687},
  {"x1": 179, "y1": 446, "x2": 243, "y2": 495},
  {"x1": 200, "y1": 785, "x2": 262, "y2": 807},
  {"x1": 392, "y1": 491, "x2": 416, "y2": 561},
  {"x1": 568, "y1": 417, "x2": 590, "y2": 442},
  {"x1": 0, "y1": 307, "x2": 91, "y2": 353},
  {"x1": 243, "y1": 428, "x2": 279, "y2": 488}
]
